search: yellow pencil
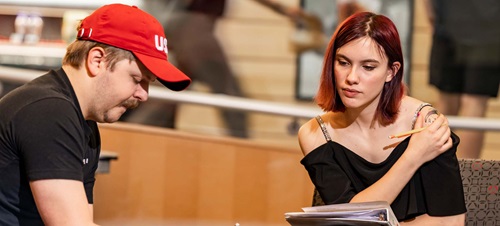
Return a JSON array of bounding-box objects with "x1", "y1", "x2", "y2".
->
[
  {"x1": 389, "y1": 123, "x2": 448, "y2": 139},
  {"x1": 389, "y1": 127, "x2": 427, "y2": 139}
]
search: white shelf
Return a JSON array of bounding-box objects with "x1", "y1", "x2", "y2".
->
[
  {"x1": 0, "y1": 42, "x2": 66, "y2": 58},
  {"x1": 0, "y1": 42, "x2": 65, "y2": 68},
  {"x1": 0, "y1": 1, "x2": 143, "y2": 17},
  {"x1": 0, "y1": 0, "x2": 142, "y2": 9}
]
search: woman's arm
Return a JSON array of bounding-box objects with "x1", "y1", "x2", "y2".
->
[
  {"x1": 298, "y1": 118, "x2": 328, "y2": 156},
  {"x1": 401, "y1": 213, "x2": 465, "y2": 226},
  {"x1": 350, "y1": 113, "x2": 452, "y2": 204}
]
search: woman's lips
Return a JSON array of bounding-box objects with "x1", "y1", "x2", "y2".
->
[{"x1": 342, "y1": 88, "x2": 360, "y2": 98}]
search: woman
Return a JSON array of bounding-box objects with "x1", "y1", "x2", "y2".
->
[{"x1": 298, "y1": 12, "x2": 466, "y2": 225}]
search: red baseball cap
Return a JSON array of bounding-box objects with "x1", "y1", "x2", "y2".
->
[{"x1": 77, "y1": 4, "x2": 191, "y2": 91}]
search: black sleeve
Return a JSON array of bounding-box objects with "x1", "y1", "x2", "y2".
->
[
  {"x1": 84, "y1": 121, "x2": 100, "y2": 204},
  {"x1": 301, "y1": 146, "x2": 357, "y2": 204},
  {"x1": 420, "y1": 132, "x2": 467, "y2": 216},
  {"x1": 15, "y1": 98, "x2": 86, "y2": 181}
]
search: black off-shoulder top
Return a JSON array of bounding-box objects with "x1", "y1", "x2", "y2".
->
[{"x1": 301, "y1": 116, "x2": 467, "y2": 221}]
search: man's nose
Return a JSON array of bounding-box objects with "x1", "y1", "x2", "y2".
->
[{"x1": 135, "y1": 83, "x2": 149, "y2": 102}]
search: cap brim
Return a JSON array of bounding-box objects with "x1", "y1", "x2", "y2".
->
[{"x1": 134, "y1": 52, "x2": 191, "y2": 91}]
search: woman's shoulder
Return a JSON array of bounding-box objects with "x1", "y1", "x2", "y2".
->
[
  {"x1": 400, "y1": 96, "x2": 438, "y2": 127},
  {"x1": 401, "y1": 96, "x2": 436, "y2": 116},
  {"x1": 298, "y1": 113, "x2": 332, "y2": 156}
]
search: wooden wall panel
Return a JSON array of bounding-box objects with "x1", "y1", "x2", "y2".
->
[
  {"x1": 231, "y1": 60, "x2": 297, "y2": 99},
  {"x1": 93, "y1": 123, "x2": 313, "y2": 226},
  {"x1": 225, "y1": 0, "x2": 300, "y2": 21},
  {"x1": 412, "y1": 0, "x2": 431, "y2": 29},
  {"x1": 216, "y1": 19, "x2": 296, "y2": 60},
  {"x1": 409, "y1": 70, "x2": 438, "y2": 103},
  {"x1": 409, "y1": 0, "x2": 434, "y2": 103},
  {"x1": 410, "y1": 32, "x2": 432, "y2": 69}
]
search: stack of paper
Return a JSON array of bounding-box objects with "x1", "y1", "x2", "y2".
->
[{"x1": 285, "y1": 201, "x2": 399, "y2": 226}]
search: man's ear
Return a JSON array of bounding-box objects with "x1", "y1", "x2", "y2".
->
[
  {"x1": 386, "y1": 61, "x2": 401, "y2": 82},
  {"x1": 87, "y1": 47, "x2": 106, "y2": 77}
]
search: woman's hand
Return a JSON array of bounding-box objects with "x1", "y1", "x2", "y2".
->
[{"x1": 405, "y1": 113, "x2": 452, "y2": 166}]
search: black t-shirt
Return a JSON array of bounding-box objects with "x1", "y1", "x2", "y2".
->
[
  {"x1": 301, "y1": 133, "x2": 466, "y2": 221},
  {"x1": 0, "y1": 68, "x2": 100, "y2": 225}
]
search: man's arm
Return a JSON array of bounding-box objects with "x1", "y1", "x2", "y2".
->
[
  {"x1": 30, "y1": 179, "x2": 99, "y2": 226},
  {"x1": 89, "y1": 204, "x2": 94, "y2": 220}
]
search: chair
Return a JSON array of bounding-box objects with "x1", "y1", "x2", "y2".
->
[
  {"x1": 460, "y1": 159, "x2": 500, "y2": 225},
  {"x1": 311, "y1": 158, "x2": 500, "y2": 225}
]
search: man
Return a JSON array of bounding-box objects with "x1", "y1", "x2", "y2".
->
[{"x1": 0, "y1": 4, "x2": 191, "y2": 225}]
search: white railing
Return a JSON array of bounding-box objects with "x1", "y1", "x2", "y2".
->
[{"x1": 1, "y1": 65, "x2": 500, "y2": 131}]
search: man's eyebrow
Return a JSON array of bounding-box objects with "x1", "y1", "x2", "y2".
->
[
  {"x1": 137, "y1": 63, "x2": 156, "y2": 82},
  {"x1": 134, "y1": 59, "x2": 157, "y2": 82}
]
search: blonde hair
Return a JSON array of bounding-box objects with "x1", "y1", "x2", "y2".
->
[{"x1": 62, "y1": 40, "x2": 136, "y2": 72}]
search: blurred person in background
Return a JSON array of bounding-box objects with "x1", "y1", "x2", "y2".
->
[
  {"x1": 424, "y1": 0, "x2": 500, "y2": 158},
  {"x1": 122, "y1": 0, "x2": 307, "y2": 138}
]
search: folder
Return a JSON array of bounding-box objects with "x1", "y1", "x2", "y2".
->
[{"x1": 285, "y1": 201, "x2": 399, "y2": 226}]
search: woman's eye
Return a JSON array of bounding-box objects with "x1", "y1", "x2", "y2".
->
[
  {"x1": 337, "y1": 60, "x2": 349, "y2": 66},
  {"x1": 363, "y1": 65, "x2": 375, "y2": 71}
]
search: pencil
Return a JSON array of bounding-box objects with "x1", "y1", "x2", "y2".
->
[
  {"x1": 389, "y1": 123, "x2": 448, "y2": 139},
  {"x1": 388, "y1": 127, "x2": 427, "y2": 139}
]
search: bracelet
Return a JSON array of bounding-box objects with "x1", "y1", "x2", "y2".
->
[{"x1": 411, "y1": 103, "x2": 432, "y2": 129}]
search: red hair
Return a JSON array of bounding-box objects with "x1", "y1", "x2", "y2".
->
[{"x1": 315, "y1": 12, "x2": 406, "y2": 126}]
